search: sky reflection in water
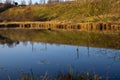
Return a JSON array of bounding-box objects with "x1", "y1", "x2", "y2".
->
[{"x1": 0, "y1": 42, "x2": 120, "y2": 80}]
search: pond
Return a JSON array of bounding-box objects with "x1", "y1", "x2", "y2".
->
[{"x1": 0, "y1": 41, "x2": 120, "y2": 80}]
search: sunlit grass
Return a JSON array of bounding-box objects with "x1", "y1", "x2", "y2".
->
[{"x1": 0, "y1": 0, "x2": 119, "y2": 22}]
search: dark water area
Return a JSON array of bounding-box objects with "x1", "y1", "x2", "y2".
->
[{"x1": 0, "y1": 41, "x2": 120, "y2": 80}]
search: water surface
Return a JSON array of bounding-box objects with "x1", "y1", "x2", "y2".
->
[{"x1": 0, "y1": 42, "x2": 120, "y2": 80}]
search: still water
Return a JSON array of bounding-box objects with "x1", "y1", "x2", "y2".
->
[{"x1": 0, "y1": 42, "x2": 120, "y2": 80}]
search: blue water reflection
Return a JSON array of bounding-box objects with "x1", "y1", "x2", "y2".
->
[{"x1": 0, "y1": 42, "x2": 120, "y2": 80}]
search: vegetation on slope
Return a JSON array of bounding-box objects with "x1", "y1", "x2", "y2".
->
[
  {"x1": 0, "y1": 0, "x2": 119, "y2": 22},
  {"x1": 0, "y1": 3, "x2": 15, "y2": 13}
]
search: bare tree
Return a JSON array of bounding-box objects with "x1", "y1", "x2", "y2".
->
[
  {"x1": 39, "y1": 0, "x2": 42, "y2": 4},
  {"x1": 21, "y1": 0, "x2": 26, "y2": 5},
  {"x1": 28, "y1": 0, "x2": 32, "y2": 5},
  {"x1": 43, "y1": 0, "x2": 45, "y2": 4},
  {"x1": 48, "y1": 0, "x2": 60, "y2": 3},
  {"x1": 0, "y1": 0, "x2": 2, "y2": 3},
  {"x1": 39, "y1": 0, "x2": 45, "y2": 4},
  {"x1": 5, "y1": 0, "x2": 12, "y2": 4},
  {"x1": 34, "y1": 2, "x2": 39, "y2": 5},
  {"x1": 4, "y1": 0, "x2": 13, "y2": 8},
  {"x1": 48, "y1": 0, "x2": 52, "y2": 3}
]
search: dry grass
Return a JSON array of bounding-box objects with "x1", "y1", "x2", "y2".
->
[{"x1": 0, "y1": 0, "x2": 119, "y2": 22}]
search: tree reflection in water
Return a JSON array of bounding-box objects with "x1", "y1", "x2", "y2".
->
[{"x1": 0, "y1": 34, "x2": 19, "y2": 48}]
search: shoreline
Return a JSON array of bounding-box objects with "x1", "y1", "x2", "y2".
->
[{"x1": 0, "y1": 21, "x2": 120, "y2": 32}]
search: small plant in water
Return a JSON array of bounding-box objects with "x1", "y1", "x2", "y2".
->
[
  {"x1": 20, "y1": 69, "x2": 50, "y2": 80},
  {"x1": 54, "y1": 72, "x2": 101, "y2": 80},
  {"x1": 20, "y1": 70, "x2": 101, "y2": 80}
]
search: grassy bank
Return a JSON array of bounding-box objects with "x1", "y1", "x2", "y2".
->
[
  {"x1": 0, "y1": 0, "x2": 120, "y2": 22},
  {"x1": 0, "y1": 29, "x2": 119, "y2": 49}
]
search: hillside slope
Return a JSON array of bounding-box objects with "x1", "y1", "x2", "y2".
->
[{"x1": 0, "y1": 0, "x2": 120, "y2": 22}]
